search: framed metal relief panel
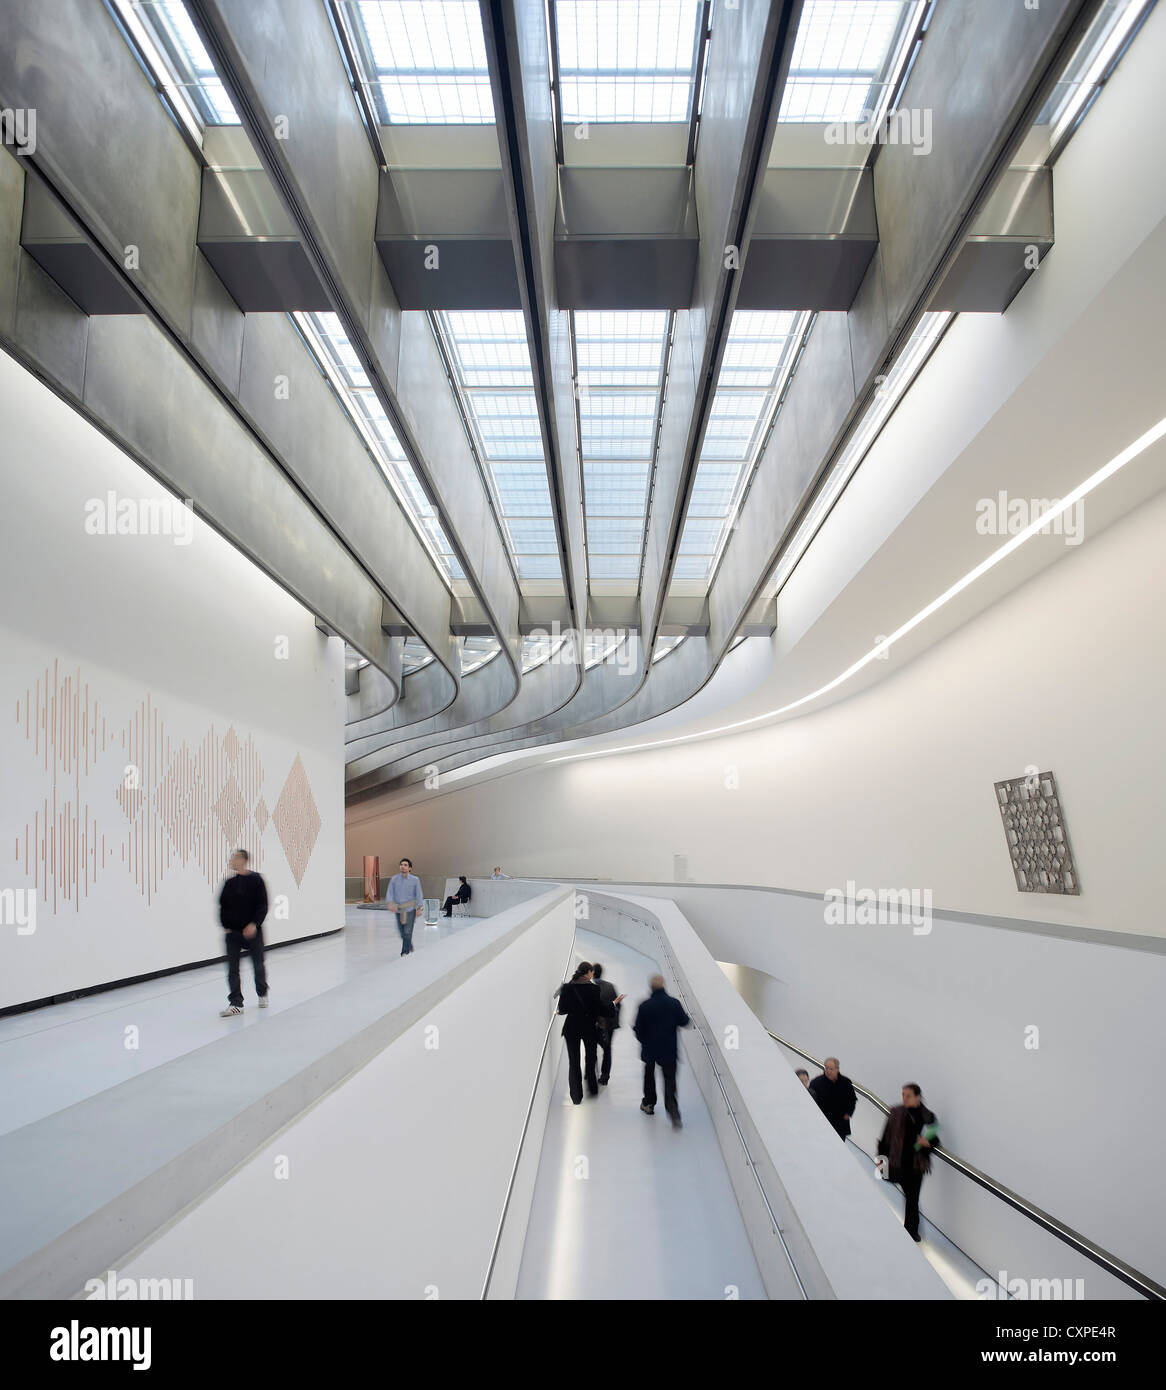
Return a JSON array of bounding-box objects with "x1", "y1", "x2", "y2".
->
[{"x1": 994, "y1": 770, "x2": 1080, "y2": 894}]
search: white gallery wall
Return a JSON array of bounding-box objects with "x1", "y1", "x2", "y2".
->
[
  {"x1": 347, "y1": 475, "x2": 1166, "y2": 939},
  {"x1": 0, "y1": 351, "x2": 346, "y2": 1012}
]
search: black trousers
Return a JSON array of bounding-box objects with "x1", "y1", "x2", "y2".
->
[
  {"x1": 597, "y1": 1025, "x2": 615, "y2": 1082},
  {"x1": 441, "y1": 895, "x2": 464, "y2": 915},
  {"x1": 899, "y1": 1167, "x2": 924, "y2": 1239},
  {"x1": 643, "y1": 1059, "x2": 678, "y2": 1116},
  {"x1": 225, "y1": 927, "x2": 267, "y2": 1006},
  {"x1": 564, "y1": 1030, "x2": 598, "y2": 1103}
]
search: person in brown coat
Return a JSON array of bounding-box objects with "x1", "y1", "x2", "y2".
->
[{"x1": 877, "y1": 1083, "x2": 939, "y2": 1242}]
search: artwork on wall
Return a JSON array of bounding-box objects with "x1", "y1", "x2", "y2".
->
[
  {"x1": 13, "y1": 659, "x2": 323, "y2": 910},
  {"x1": 993, "y1": 770, "x2": 1080, "y2": 895}
]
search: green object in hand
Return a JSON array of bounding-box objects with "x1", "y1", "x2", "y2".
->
[{"x1": 915, "y1": 1122, "x2": 939, "y2": 1150}]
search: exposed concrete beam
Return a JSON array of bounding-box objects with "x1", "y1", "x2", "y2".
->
[
  {"x1": 187, "y1": 0, "x2": 524, "y2": 715},
  {"x1": 345, "y1": 0, "x2": 803, "y2": 787},
  {"x1": 346, "y1": 0, "x2": 1099, "y2": 797},
  {"x1": 0, "y1": 1, "x2": 459, "y2": 693}
]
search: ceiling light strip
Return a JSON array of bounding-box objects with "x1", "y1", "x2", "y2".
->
[{"x1": 549, "y1": 414, "x2": 1166, "y2": 763}]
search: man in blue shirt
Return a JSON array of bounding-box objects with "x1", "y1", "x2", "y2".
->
[{"x1": 387, "y1": 857, "x2": 423, "y2": 957}]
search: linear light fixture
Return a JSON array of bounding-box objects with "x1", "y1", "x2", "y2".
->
[{"x1": 548, "y1": 413, "x2": 1166, "y2": 763}]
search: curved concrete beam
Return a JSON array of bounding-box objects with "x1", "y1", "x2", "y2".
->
[{"x1": 188, "y1": 0, "x2": 524, "y2": 701}]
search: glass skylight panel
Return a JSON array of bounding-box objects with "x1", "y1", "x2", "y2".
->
[
  {"x1": 436, "y1": 312, "x2": 561, "y2": 584},
  {"x1": 118, "y1": 0, "x2": 240, "y2": 128},
  {"x1": 295, "y1": 311, "x2": 463, "y2": 581},
  {"x1": 778, "y1": 1, "x2": 916, "y2": 124},
  {"x1": 674, "y1": 310, "x2": 809, "y2": 584},
  {"x1": 555, "y1": 1, "x2": 703, "y2": 123},
  {"x1": 343, "y1": 1, "x2": 495, "y2": 124},
  {"x1": 402, "y1": 638, "x2": 435, "y2": 673},
  {"x1": 522, "y1": 633, "x2": 568, "y2": 670},
  {"x1": 574, "y1": 311, "x2": 669, "y2": 587},
  {"x1": 1037, "y1": 0, "x2": 1149, "y2": 147},
  {"x1": 460, "y1": 636, "x2": 502, "y2": 673},
  {"x1": 651, "y1": 633, "x2": 685, "y2": 662}
]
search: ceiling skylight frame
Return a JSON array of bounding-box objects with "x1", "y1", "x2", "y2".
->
[
  {"x1": 573, "y1": 310, "x2": 672, "y2": 586},
  {"x1": 673, "y1": 309, "x2": 813, "y2": 587},
  {"x1": 109, "y1": 0, "x2": 240, "y2": 137},
  {"x1": 434, "y1": 310, "x2": 565, "y2": 587},
  {"x1": 339, "y1": 0, "x2": 497, "y2": 125},
  {"x1": 293, "y1": 310, "x2": 463, "y2": 586},
  {"x1": 553, "y1": 0, "x2": 705, "y2": 126},
  {"x1": 777, "y1": 0, "x2": 927, "y2": 128}
]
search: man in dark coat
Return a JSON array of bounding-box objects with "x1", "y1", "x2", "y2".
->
[
  {"x1": 217, "y1": 848, "x2": 269, "y2": 1016},
  {"x1": 877, "y1": 1083, "x2": 940, "y2": 1242},
  {"x1": 592, "y1": 962, "x2": 620, "y2": 1086},
  {"x1": 808, "y1": 1056, "x2": 858, "y2": 1140},
  {"x1": 633, "y1": 974, "x2": 690, "y2": 1128},
  {"x1": 441, "y1": 875, "x2": 471, "y2": 918}
]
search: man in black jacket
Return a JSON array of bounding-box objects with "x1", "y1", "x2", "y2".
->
[
  {"x1": 808, "y1": 1057, "x2": 858, "y2": 1140},
  {"x1": 633, "y1": 975, "x2": 690, "y2": 1128},
  {"x1": 218, "y1": 849, "x2": 269, "y2": 1016},
  {"x1": 592, "y1": 962, "x2": 620, "y2": 1085},
  {"x1": 441, "y1": 876, "x2": 471, "y2": 918}
]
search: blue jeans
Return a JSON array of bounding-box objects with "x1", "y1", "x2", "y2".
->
[{"x1": 396, "y1": 909, "x2": 416, "y2": 955}]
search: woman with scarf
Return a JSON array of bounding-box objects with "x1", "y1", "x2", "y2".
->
[{"x1": 877, "y1": 1083, "x2": 940, "y2": 1242}]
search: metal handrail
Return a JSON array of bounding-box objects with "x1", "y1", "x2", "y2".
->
[
  {"x1": 611, "y1": 904, "x2": 809, "y2": 1299},
  {"x1": 768, "y1": 1029, "x2": 1165, "y2": 1301}
]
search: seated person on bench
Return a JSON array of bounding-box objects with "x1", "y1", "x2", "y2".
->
[{"x1": 441, "y1": 875, "x2": 471, "y2": 918}]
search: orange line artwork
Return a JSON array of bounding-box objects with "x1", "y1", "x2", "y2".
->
[{"x1": 15, "y1": 664, "x2": 321, "y2": 907}]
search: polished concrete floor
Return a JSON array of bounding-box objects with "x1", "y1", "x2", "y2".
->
[
  {"x1": 0, "y1": 908, "x2": 476, "y2": 1136},
  {"x1": 1, "y1": 908, "x2": 996, "y2": 1300},
  {"x1": 515, "y1": 928, "x2": 767, "y2": 1300}
]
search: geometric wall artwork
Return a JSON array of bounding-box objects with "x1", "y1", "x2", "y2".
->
[
  {"x1": 271, "y1": 753, "x2": 322, "y2": 889},
  {"x1": 14, "y1": 659, "x2": 322, "y2": 909},
  {"x1": 993, "y1": 770, "x2": 1080, "y2": 894}
]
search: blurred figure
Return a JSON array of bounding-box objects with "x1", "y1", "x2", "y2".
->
[
  {"x1": 809, "y1": 1056, "x2": 858, "y2": 1140},
  {"x1": 491, "y1": 866, "x2": 511, "y2": 879},
  {"x1": 387, "y1": 857, "x2": 423, "y2": 957},
  {"x1": 633, "y1": 974, "x2": 690, "y2": 1128},
  {"x1": 557, "y1": 962, "x2": 622, "y2": 1104},
  {"x1": 796, "y1": 1068, "x2": 810, "y2": 1088},
  {"x1": 217, "y1": 849, "x2": 268, "y2": 1016},
  {"x1": 592, "y1": 962, "x2": 621, "y2": 1085},
  {"x1": 441, "y1": 875, "x2": 471, "y2": 918},
  {"x1": 877, "y1": 1084, "x2": 940, "y2": 1242}
]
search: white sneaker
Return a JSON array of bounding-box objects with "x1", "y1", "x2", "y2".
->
[
  {"x1": 258, "y1": 996, "x2": 269, "y2": 1008},
  {"x1": 219, "y1": 1005, "x2": 243, "y2": 1017}
]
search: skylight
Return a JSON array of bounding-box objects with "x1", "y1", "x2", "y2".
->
[
  {"x1": 401, "y1": 637, "x2": 435, "y2": 674},
  {"x1": 340, "y1": 0, "x2": 495, "y2": 124},
  {"x1": 651, "y1": 633, "x2": 686, "y2": 662},
  {"x1": 769, "y1": 310, "x2": 952, "y2": 597},
  {"x1": 294, "y1": 311, "x2": 463, "y2": 582},
  {"x1": 555, "y1": 0, "x2": 704, "y2": 123},
  {"x1": 1037, "y1": 0, "x2": 1152, "y2": 154},
  {"x1": 778, "y1": 0, "x2": 920, "y2": 124},
  {"x1": 674, "y1": 310, "x2": 811, "y2": 584},
  {"x1": 113, "y1": 0, "x2": 239, "y2": 130},
  {"x1": 575, "y1": 311, "x2": 670, "y2": 585},
  {"x1": 435, "y1": 311, "x2": 563, "y2": 584}
]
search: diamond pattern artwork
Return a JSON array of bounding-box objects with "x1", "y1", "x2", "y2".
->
[
  {"x1": 15, "y1": 662, "x2": 323, "y2": 906},
  {"x1": 273, "y1": 753, "x2": 322, "y2": 889},
  {"x1": 994, "y1": 771, "x2": 1080, "y2": 895}
]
